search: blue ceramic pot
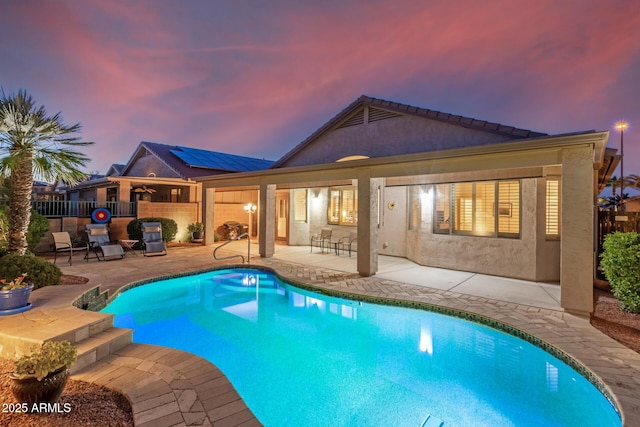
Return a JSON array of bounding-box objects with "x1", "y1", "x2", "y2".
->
[{"x1": 0, "y1": 283, "x2": 34, "y2": 312}]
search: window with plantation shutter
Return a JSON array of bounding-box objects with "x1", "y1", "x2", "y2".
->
[
  {"x1": 546, "y1": 178, "x2": 560, "y2": 238},
  {"x1": 433, "y1": 184, "x2": 450, "y2": 234},
  {"x1": 498, "y1": 181, "x2": 520, "y2": 238},
  {"x1": 453, "y1": 182, "x2": 473, "y2": 233},
  {"x1": 327, "y1": 187, "x2": 358, "y2": 226},
  {"x1": 438, "y1": 180, "x2": 520, "y2": 239}
]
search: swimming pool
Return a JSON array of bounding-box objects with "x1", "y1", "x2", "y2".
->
[{"x1": 102, "y1": 268, "x2": 620, "y2": 426}]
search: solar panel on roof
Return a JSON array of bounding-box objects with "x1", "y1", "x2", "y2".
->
[{"x1": 170, "y1": 147, "x2": 273, "y2": 172}]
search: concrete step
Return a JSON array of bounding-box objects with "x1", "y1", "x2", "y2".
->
[
  {"x1": 71, "y1": 327, "x2": 133, "y2": 374},
  {"x1": 51, "y1": 312, "x2": 116, "y2": 345}
]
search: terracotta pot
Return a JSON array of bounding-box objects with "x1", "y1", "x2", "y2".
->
[
  {"x1": 593, "y1": 277, "x2": 612, "y2": 291},
  {"x1": 0, "y1": 283, "x2": 34, "y2": 312},
  {"x1": 11, "y1": 368, "x2": 69, "y2": 409}
]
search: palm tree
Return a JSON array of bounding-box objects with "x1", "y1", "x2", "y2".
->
[
  {"x1": 625, "y1": 174, "x2": 640, "y2": 191},
  {"x1": 0, "y1": 89, "x2": 93, "y2": 254},
  {"x1": 606, "y1": 176, "x2": 621, "y2": 210}
]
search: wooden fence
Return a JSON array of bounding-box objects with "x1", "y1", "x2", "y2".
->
[{"x1": 597, "y1": 211, "x2": 640, "y2": 253}]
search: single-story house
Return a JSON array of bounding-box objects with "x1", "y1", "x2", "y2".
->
[
  {"x1": 198, "y1": 95, "x2": 618, "y2": 316},
  {"x1": 55, "y1": 141, "x2": 273, "y2": 241}
]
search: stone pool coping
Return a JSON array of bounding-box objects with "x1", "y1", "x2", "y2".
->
[{"x1": 2, "y1": 254, "x2": 640, "y2": 426}]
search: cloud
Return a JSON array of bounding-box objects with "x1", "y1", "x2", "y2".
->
[{"x1": 1, "y1": 0, "x2": 639, "y2": 173}]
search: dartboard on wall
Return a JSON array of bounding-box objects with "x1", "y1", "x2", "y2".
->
[{"x1": 91, "y1": 207, "x2": 112, "y2": 224}]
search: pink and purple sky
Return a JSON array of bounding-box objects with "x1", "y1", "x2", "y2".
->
[{"x1": 1, "y1": 0, "x2": 639, "y2": 182}]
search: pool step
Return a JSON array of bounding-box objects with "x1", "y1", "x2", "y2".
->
[
  {"x1": 42, "y1": 309, "x2": 134, "y2": 375},
  {"x1": 71, "y1": 326, "x2": 133, "y2": 374}
]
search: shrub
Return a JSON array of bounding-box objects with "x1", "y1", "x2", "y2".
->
[
  {"x1": 187, "y1": 222, "x2": 204, "y2": 233},
  {"x1": 0, "y1": 207, "x2": 50, "y2": 253},
  {"x1": 127, "y1": 217, "x2": 178, "y2": 243},
  {"x1": 0, "y1": 253, "x2": 62, "y2": 290},
  {"x1": 26, "y1": 210, "x2": 49, "y2": 252},
  {"x1": 600, "y1": 232, "x2": 640, "y2": 313}
]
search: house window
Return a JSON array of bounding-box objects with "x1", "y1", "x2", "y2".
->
[
  {"x1": 498, "y1": 181, "x2": 520, "y2": 238},
  {"x1": 328, "y1": 187, "x2": 358, "y2": 226},
  {"x1": 435, "y1": 180, "x2": 520, "y2": 238},
  {"x1": 433, "y1": 184, "x2": 450, "y2": 234},
  {"x1": 546, "y1": 178, "x2": 560, "y2": 238},
  {"x1": 293, "y1": 189, "x2": 307, "y2": 222}
]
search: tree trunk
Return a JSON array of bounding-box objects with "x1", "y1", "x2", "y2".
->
[{"x1": 8, "y1": 153, "x2": 33, "y2": 255}]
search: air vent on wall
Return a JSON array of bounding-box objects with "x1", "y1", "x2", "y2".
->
[
  {"x1": 336, "y1": 107, "x2": 365, "y2": 129},
  {"x1": 368, "y1": 107, "x2": 401, "y2": 122}
]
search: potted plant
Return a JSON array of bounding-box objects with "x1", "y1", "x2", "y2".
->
[
  {"x1": 188, "y1": 222, "x2": 205, "y2": 242},
  {"x1": 11, "y1": 340, "x2": 77, "y2": 408},
  {"x1": 0, "y1": 273, "x2": 33, "y2": 314}
]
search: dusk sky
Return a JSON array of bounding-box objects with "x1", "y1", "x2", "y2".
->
[{"x1": 1, "y1": 0, "x2": 639, "y2": 184}]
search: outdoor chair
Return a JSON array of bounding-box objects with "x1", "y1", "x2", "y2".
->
[
  {"x1": 52, "y1": 232, "x2": 89, "y2": 266},
  {"x1": 310, "y1": 227, "x2": 332, "y2": 253},
  {"x1": 85, "y1": 224, "x2": 124, "y2": 261},
  {"x1": 142, "y1": 222, "x2": 167, "y2": 256},
  {"x1": 337, "y1": 231, "x2": 357, "y2": 257}
]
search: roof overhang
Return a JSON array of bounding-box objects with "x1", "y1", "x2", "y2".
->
[
  {"x1": 197, "y1": 131, "x2": 610, "y2": 190},
  {"x1": 65, "y1": 176, "x2": 199, "y2": 191},
  {"x1": 596, "y1": 147, "x2": 620, "y2": 193}
]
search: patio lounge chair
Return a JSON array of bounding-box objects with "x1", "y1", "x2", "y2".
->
[
  {"x1": 52, "y1": 232, "x2": 89, "y2": 266},
  {"x1": 85, "y1": 224, "x2": 124, "y2": 261},
  {"x1": 337, "y1": 231, "x2": 357, "y2": 257},
  {"x1": 310, "y1": 227, "x2": 332, "y2": 253},
  {"x1": 142, "y1": 222, "x2": 167, "y2": 256}
]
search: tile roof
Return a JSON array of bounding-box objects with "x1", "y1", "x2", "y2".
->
[{"x1": 271, "y1": 95, "x2": 548, "y2": 168}]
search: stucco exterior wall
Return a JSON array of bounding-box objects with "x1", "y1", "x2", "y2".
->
[
  {"x1": 560, "y1": 146, "x2": 596, "y2": 315},
  {"x1": 280, "y1": 112, "x2": 513, "y2": 168},
  {"x1": 406, "y1": 178, "x2": 559, "y2": 281}
]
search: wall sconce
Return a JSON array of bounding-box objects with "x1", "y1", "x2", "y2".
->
[{"x1": 312, "y1": 188, "x2": 321, "y2": 198}]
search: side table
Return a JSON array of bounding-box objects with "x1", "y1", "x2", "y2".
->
[{"x1": 119, "y1": 239, "x2": 139, "y2": 257}]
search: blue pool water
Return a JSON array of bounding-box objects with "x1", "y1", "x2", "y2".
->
[{"x1": 102, "y1": 268, "x2": 620, "y2": 427}]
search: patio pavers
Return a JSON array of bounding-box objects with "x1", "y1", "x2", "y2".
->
[{"x1": 1, "y1": 244, "x2": 640, "y2": 426}]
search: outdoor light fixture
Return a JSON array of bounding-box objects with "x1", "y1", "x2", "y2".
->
[
  {"x1": 244, "y1": 203, "x2": 257, "y2": 237},
  {"x1": 244, "y1": 203, "x2": 257, "y2": 214},
  {"x1": 615, "y1": 121, "x2": 629, "y2": 212}
]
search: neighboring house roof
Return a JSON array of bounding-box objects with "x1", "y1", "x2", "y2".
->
[
  {"x1": 120, "y1": 141, "x2": 273, "y2": 178},
  {"x1": 106, "y1": 163, "x2": 126, "y2": 176},
  {"x1": 271, "y1": 95, "x2": 548, "y2": 168}
]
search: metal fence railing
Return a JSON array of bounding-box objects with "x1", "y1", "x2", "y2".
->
[{"x1": 0, "y1": 199, "x2": 137, "y2": 218}]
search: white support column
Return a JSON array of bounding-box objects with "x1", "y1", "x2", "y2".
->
[
  {"x1": 560, "y1": 146, "x2": 595, "y2": 316},
  {"x1": 259, "y1": 183, "x2": 276, "y2": 258},
  {"x1": 357, "y1": 170, "x2": 382, "y2": 277}
]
